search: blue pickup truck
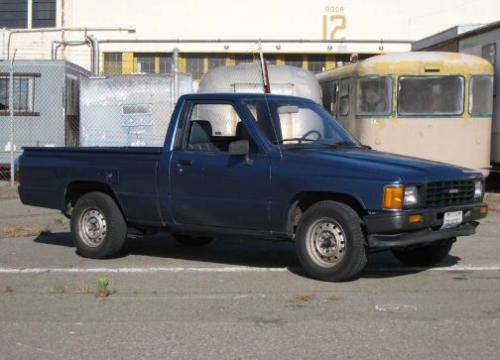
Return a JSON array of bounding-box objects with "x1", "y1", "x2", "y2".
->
[{"x1": 18, "y1": 93, "x2": 488, "y2": 281}]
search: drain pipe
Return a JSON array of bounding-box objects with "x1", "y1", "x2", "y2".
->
[
  {"x1": 51, "y1": 40, "x2": 89, "y2": 60},
  {"x1": 6, "y1": 26, "x2": 136, "y2": 60},
  {"x1": 86, "y1": 34, "x2": 100, "y2": 75}
]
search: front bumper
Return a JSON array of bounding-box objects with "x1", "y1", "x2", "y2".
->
[{"x1": 363, "y1": 203, "x2": 487, "y2": 249}]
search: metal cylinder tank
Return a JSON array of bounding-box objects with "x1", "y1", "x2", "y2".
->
[
  {"x1": 80, "y1": 74, "x2": 193, "y2": 147},
  {"x1": 198, "y1": 63, "x2": 322, "y2": 103}
]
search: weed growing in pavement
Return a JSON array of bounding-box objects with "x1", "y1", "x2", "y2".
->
[
  {"x1": 96, "y1": 277, "x2": 111, "y2": 297},
  {"x1": 49, "y1": 284, "x2": 66, "y2": 294},
  {"x1": 293, "y1": 294, "x2": 316, "y2": 302},
  {"x1": 78, "y1": 283, "x2": 94, "y2": 294}
]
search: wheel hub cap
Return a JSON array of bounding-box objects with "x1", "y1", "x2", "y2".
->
[
  {"x1": 79, "y1": 209, "x2": 107, "y2": 247},
  {"x1": 306, "y1": 219, "x2": 346, "y2": 267}
]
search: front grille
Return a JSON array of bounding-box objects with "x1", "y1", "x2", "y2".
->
[{"x1": 425, "y1": 180, "x2": 475, "y2": 207}]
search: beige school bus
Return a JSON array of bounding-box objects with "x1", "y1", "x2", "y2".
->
[{"x1": 317, "y1": 52, "x2": 494, "y2": 176}]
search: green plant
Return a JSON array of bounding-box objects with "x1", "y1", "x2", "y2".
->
[
  {"x1": 95, "y1": 277, "x2": 110, "y2": 297},
  {"x1": 49, "y1": 284, "x2": 66, "y2": 294}
]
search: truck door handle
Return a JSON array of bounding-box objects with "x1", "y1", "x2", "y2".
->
[{"x1": 177, "y1": 159, "x2": 192, "y2": 166}]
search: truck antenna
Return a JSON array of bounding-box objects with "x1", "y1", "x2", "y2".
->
[{"x1": 258, "y1": 41, "x2": 271, "y2": 93}]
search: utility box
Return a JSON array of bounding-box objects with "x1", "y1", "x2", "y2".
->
[{"x1": 0, "y1": 59, "x2": 90, "y2": 168}]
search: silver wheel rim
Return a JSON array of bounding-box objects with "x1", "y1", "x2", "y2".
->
[
  {"x1": 305, "y1": 217, "x2": 347, "y2": 268},
  {"x1": 79, "y1": 208, "x2": 107, "y2": 247}
]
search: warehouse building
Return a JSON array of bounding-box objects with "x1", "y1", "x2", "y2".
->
[{"x1": 1, "y1": 0, "x2": 500, "y2": 81}]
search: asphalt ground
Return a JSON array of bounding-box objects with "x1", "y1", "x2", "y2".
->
[{"x1": 0, "y1": 188, "x2": 499, "y2": 359}]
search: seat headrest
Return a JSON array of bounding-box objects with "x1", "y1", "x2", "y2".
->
[
  {"x1": 189, "y1": 120, "x2": 213, "y2": 145},
  {"x1": 236, "y1": 122, "x2": 250, "y2": 140}
]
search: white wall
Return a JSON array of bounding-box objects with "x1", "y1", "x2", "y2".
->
[
  {"x1": 2, "y1": 0, "x2": 499, "y2": 70},
  {"x1": 64, "y1": 0, "x2": 500, "y2": 41}
]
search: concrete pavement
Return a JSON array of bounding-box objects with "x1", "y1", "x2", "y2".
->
[{"x1": 0, "y1": 193, "x2": 499, "y2": 359}]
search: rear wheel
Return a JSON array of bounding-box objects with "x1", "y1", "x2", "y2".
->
[
  {"x1": 295, "y1": 201, "x2": 367, "y2": 282},
  {"x1": 392, "y1": 238, "x2": 454, "y2": 267},
  {"x1": 71, "y1": 192, "x2": 127, "y2": 259},
  {"x1": 174, "y1": 234, "x2": 214, "y2": 246}
]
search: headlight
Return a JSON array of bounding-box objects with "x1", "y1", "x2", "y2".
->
[
  {"x1": 474, "y1": 180, "x2": 483, "y2": 200},
  {"x1": 404, "y1": 186, "x2": 419, "y2": 207},
  {"x1": 383, "y1": 185, "x2": 419, "y2": 209}
]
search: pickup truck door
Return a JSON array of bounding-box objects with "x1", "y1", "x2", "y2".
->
[{"x1": 167, "y1": 101, "x2": 271, "y2": 231}]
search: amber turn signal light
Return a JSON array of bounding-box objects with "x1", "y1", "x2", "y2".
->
[
  {"x1": 408, "y1": 214, "x2": 423, "y2": 224},
  {"x1": 383, "y1": 185, "x2": 403, "y2": 210},
  {"x1": 480, "y1": 205, "x2": 488, "y2": 215}
]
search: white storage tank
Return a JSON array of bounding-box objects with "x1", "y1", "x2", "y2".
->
[
  {"x1": 80, "y1": 74, "x2": 193, "y2": 147},
  {"x1": 198, "y1": 63, "x2": 321, "y2": 103}
]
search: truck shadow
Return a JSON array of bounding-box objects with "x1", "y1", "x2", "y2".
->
[{"x1": 34, "y1": 232, "x2": 461, "y2": 280}]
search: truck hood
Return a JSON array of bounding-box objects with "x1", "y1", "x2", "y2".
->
[{"x1": 283, "y1": 147, "x2": 481, "y2": 183}]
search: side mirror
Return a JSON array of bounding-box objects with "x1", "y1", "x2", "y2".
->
[{"x1": 228, "y1": 139, "x2": 253, "y2": 166}]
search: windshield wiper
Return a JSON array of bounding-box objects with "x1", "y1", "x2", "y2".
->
[
  {"x1": 328, "y1": 141, "x2": 359, "y2": 148},
  {"x1": 275, "y1": 138, "x2": 316, "y2": 145}
]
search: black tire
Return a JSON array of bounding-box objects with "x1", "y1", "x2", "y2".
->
[
  {"x1": 71, "y1": 192, "x2": 127, "y2": 259},
  {"x1": 174, "y1": 234, "x2": 214, "y2": 246},
  {"x1": 295, "y1": 200, "x2": 367, "y2": 282},
  {"x1": 392, "y1": 238, "x2": 454, "y2": 267}
]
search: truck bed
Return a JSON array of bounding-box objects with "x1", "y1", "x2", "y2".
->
[{"x1": 19, "y1": 146, "x2": 164, "y2": 226}]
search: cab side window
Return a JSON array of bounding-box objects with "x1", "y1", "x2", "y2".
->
[{"x1": 183, "y1": 103, "x2": 258, "y2": 153}]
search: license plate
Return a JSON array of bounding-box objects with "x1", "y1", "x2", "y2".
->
[{"x1": 441, "y1": 211, "x2": 463, "y2": 229}]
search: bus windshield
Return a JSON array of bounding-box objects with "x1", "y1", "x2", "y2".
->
[
  {"x1": 356, "y1": 76, "x2": 392, "y2": 115},
  {"x1": 398, "y1": 76, "x2": 464, "y2": 115}
]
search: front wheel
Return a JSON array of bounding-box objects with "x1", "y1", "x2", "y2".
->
[
  {"x1": 295, "y1": 201, "x2": 367, "y2": 282},
  {"x1": 392, "y1": 239, "x2": 454, "y2": 267}
]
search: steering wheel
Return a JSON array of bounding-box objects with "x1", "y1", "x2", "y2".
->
[{"x1": 300, "y1": 130, "x2": 322, "y2": 143}]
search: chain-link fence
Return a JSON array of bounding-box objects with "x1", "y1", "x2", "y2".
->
[
  {"x1": 0, "y1": 57, "x2": 89, "y2": 185},
  {"x1": 0, "y1": 39, "x2": 321, "y2": 186}
]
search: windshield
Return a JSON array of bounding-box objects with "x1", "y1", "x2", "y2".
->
[
  {"x1": 244, "y1": 98, "x2": 359, "y2": 148},
  {"x1": 398, "y1": 76, "x2": 464, "y2": 115}
]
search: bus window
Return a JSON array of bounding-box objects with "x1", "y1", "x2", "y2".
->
[
  {"x1": 470, "y1": 75, "x2": 494, "y2": 115},
  {"x1": 321, "y1": 80, "x2": 338, "y2": 114},
  {"x1": 321, "y1": 81, "x2": 332, "y2": 110},
  {"x1": 398, "y1": 76, "x2": 464, "y2": 115},
  {"x1": 339, "y1": 79, "x2": 350, "y2": 116},
  {"x1": 356, "y1": 76, "x2": 392, "y2": 115}
]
